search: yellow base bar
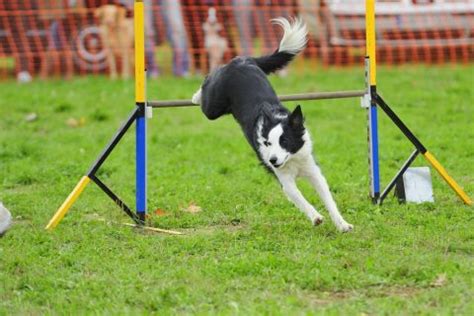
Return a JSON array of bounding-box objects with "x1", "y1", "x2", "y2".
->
[
  {"x1": 45, "y1": 176, "x2": 91, "y2": 230},
  {"x1": 423, "y1": 152, "x2": 472, "y2": 205}
]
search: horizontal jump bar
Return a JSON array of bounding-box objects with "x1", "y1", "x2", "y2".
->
[{"x1": 148, "y1": 90, "x2": 366, "y2": 108}]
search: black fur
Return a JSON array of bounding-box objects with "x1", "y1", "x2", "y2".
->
[
  {"x1": 281, "y1": 106, "x2": 305, "y2": 154},
  {"x1": 200, "y1": 51, "x2": 304, "y2": 173},
  {"x1": 253, "y1": 51, "x2": 296, "y2": 74}
]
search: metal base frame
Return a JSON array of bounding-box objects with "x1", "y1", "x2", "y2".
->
[
  {"x1": 45, "y1": 107, "x2": 144, "y2": 230},
  {"x1": 374, "y1": 94, "x2": 472, "y2": 205}
]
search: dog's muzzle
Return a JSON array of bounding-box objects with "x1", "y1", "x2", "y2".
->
[{"x1": 269, "y1": 157, "x2": 282, "y2": 168}]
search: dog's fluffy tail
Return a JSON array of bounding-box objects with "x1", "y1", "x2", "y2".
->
[{"x1": 253, "y1": 17, "x2": 307, "y2": 75}]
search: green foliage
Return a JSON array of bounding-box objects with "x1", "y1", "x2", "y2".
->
[{"x1": 0, "y1": 64, "x2": 472, "y2": 314}]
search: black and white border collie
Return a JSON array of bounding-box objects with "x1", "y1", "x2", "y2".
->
[{"x1": 192, "y1": 18, "x2": 353, "y2": 232}]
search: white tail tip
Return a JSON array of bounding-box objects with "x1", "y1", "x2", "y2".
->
[{"x1": 272, "y1": 17, "x2": 308, "y2": 55}]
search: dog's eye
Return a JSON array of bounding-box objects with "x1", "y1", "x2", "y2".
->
[
  {"x1": 280, "y1": 138, "x2": 288, "y2": 146},
  {"x1": 263, "y1": 141, "x2": 271, "y2": 146}
]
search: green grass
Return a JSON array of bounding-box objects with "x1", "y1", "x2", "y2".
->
[{"x1": 0, "y1": 63, "x2": 473, "y2": 314}]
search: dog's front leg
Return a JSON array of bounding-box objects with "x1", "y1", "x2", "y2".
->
[
  {"x1": 119, "y1": 29, "x2": 130, "y2": 79},
  {"x1": 121, "y1": 47, "x2": 130, "y2": 79},
  {"x1": 108, "y1": 49, "x2": 117, "y2": 79},
  {"x1": 276, "y1": 172, "x2": 324, "y2": 226},
  {"x1": 305, "y1": 160, "x2": 353, "y2": 232},
  {"x1": 100, "y1": 28, "x2": 117, "y2": 79}
]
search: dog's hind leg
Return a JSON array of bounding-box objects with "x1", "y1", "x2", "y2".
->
[
  {"x1": 121, "y1": 42, "x2": 130, "y2": 80},
  {"x1": 194, "y1": 69, "x2": 231, "y2": 119},
  {"x1": 305, "y1": 160, "x2": 353, "y2": 232},
  {"x1": 120, "y1": 21, "x2": 133, "y2": 79},
  {"x1": 108, "y1": 50, "x2": 117, "y2": 79},
  {"x1": 194, "y1": 89, "x2": 230, "y2": 120},
  {"x1": 276, "y1": 172, "x2": 324, "y2": 226}
]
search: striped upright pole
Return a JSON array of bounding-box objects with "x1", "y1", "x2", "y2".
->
[
  {"x1": 365, "y1": 0, "x2": 380, "y2": 202},
  {"x1": 134, "y1": 0, "x2": 147, "y2": 221}
]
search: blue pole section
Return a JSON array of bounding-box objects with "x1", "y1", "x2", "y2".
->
[
  {"x1": 135, "y1": 0, "x2": 146, "y2": 222},
  {"x1": 136, "y1": 112, "x2": 147, "y2": 219},
  {"x1": 369, "y1": 100, "x2": 380, "y2": 201}
]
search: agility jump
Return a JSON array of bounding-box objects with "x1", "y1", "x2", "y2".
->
[{"x1": 46, "y1": 0, "x2": 471, "y2": 231}]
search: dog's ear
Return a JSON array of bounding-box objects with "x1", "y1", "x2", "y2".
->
[
  {"x1": 116, "y1": 6, "x2": 126, "y2": 25},
  {"x1": 260, "y1": 103, "x2": 274, "y2": 124},
  {"x1": 94, "y1": 7, "x2": 103, "y2": 20},
  {"x1": 289, "y1": 105, "x2": 304, "y2": 129}
]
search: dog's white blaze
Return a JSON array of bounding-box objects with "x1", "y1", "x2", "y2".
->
[
  {"x1": 267, "y1": 124, "x2": 289, "y2": 165},
  {"x1": 257, "y1": 122, "x2": 290, "y2": 168},
  {"x1": 272, "y1": 17, "x2": 308, "y2": 55}
]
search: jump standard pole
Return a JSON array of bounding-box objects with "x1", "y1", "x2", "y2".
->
[
  {"x1": 134, "y1": 0, "x2": 147, "y2": 222},
  {"x1": 365, "y1": 0, "x2": 380, "y2": 203}
]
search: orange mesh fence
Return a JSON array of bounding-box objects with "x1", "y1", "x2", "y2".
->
[{"x1": 0, "y1": 0, "x2": 472, "y2": 80}]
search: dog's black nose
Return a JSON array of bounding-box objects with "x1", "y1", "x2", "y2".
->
[{"x1": 269, "y1": 157, "x2": 278, "y2": 166}]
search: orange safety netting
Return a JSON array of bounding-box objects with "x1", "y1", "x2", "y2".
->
[{"x1": 0, "y1": 0, "x2": 472, "y2": 80}]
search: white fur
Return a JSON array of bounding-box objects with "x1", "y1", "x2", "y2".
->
[
  {"x1": 274, "y1": 113, "x2": 288, "y2": 120},
  {"x1": 257, "y1": 123, "x2": 289, "y2": 168},
  {"x1": 192, "y1": 88, "x2": 202, "y2": 105},
  {"x1": 272, "y1": 17, "x2": 308, "y2": 55},
  {"x1": 258, "y1": 122, "x2": 353, "y2": 232}
]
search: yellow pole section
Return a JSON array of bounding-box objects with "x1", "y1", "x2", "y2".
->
[
  {"x1": 45, "y1": 176, "x2": 91, "y2": 230},
  {"x1": 365, "y1": 0, "x2": 376, "y2": 86},
  {"x1": 423, "y1": 152, "x2": 472, "y2": 205},
  {"x1": 134, "y1": 0, "x2": 145, "y2": 103}
]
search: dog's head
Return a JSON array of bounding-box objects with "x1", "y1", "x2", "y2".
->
[
  {"x1": 94, "y1": 5, "x2": 126, "y2": 28},
  {"x1": 257, "y1": 105, "x2": 308, "y2": 169}
]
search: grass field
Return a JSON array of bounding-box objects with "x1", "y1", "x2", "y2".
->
[{"x1": 0, "y1": 63, "x2": 473, "y2": 314}]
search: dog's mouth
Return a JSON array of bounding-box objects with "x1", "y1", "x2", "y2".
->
[{"x1": 271, "y1": 155, "x2": 289, "y2": 169}]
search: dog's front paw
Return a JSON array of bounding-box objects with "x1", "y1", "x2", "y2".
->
[
  {"x1": 337, "y1": 221, "x2": 353, "y2": 233},
  {"x1": 312, "y1": 215, "x2": 324, "y2": 226}
]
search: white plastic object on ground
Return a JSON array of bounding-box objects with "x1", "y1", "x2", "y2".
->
[{"x1": 0, "y1": 202, "x2": 12, "y2": 236}]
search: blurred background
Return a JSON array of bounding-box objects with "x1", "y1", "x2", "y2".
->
[{"x1": 0, "y1": 0, "x2": 472, "y2": 82}]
